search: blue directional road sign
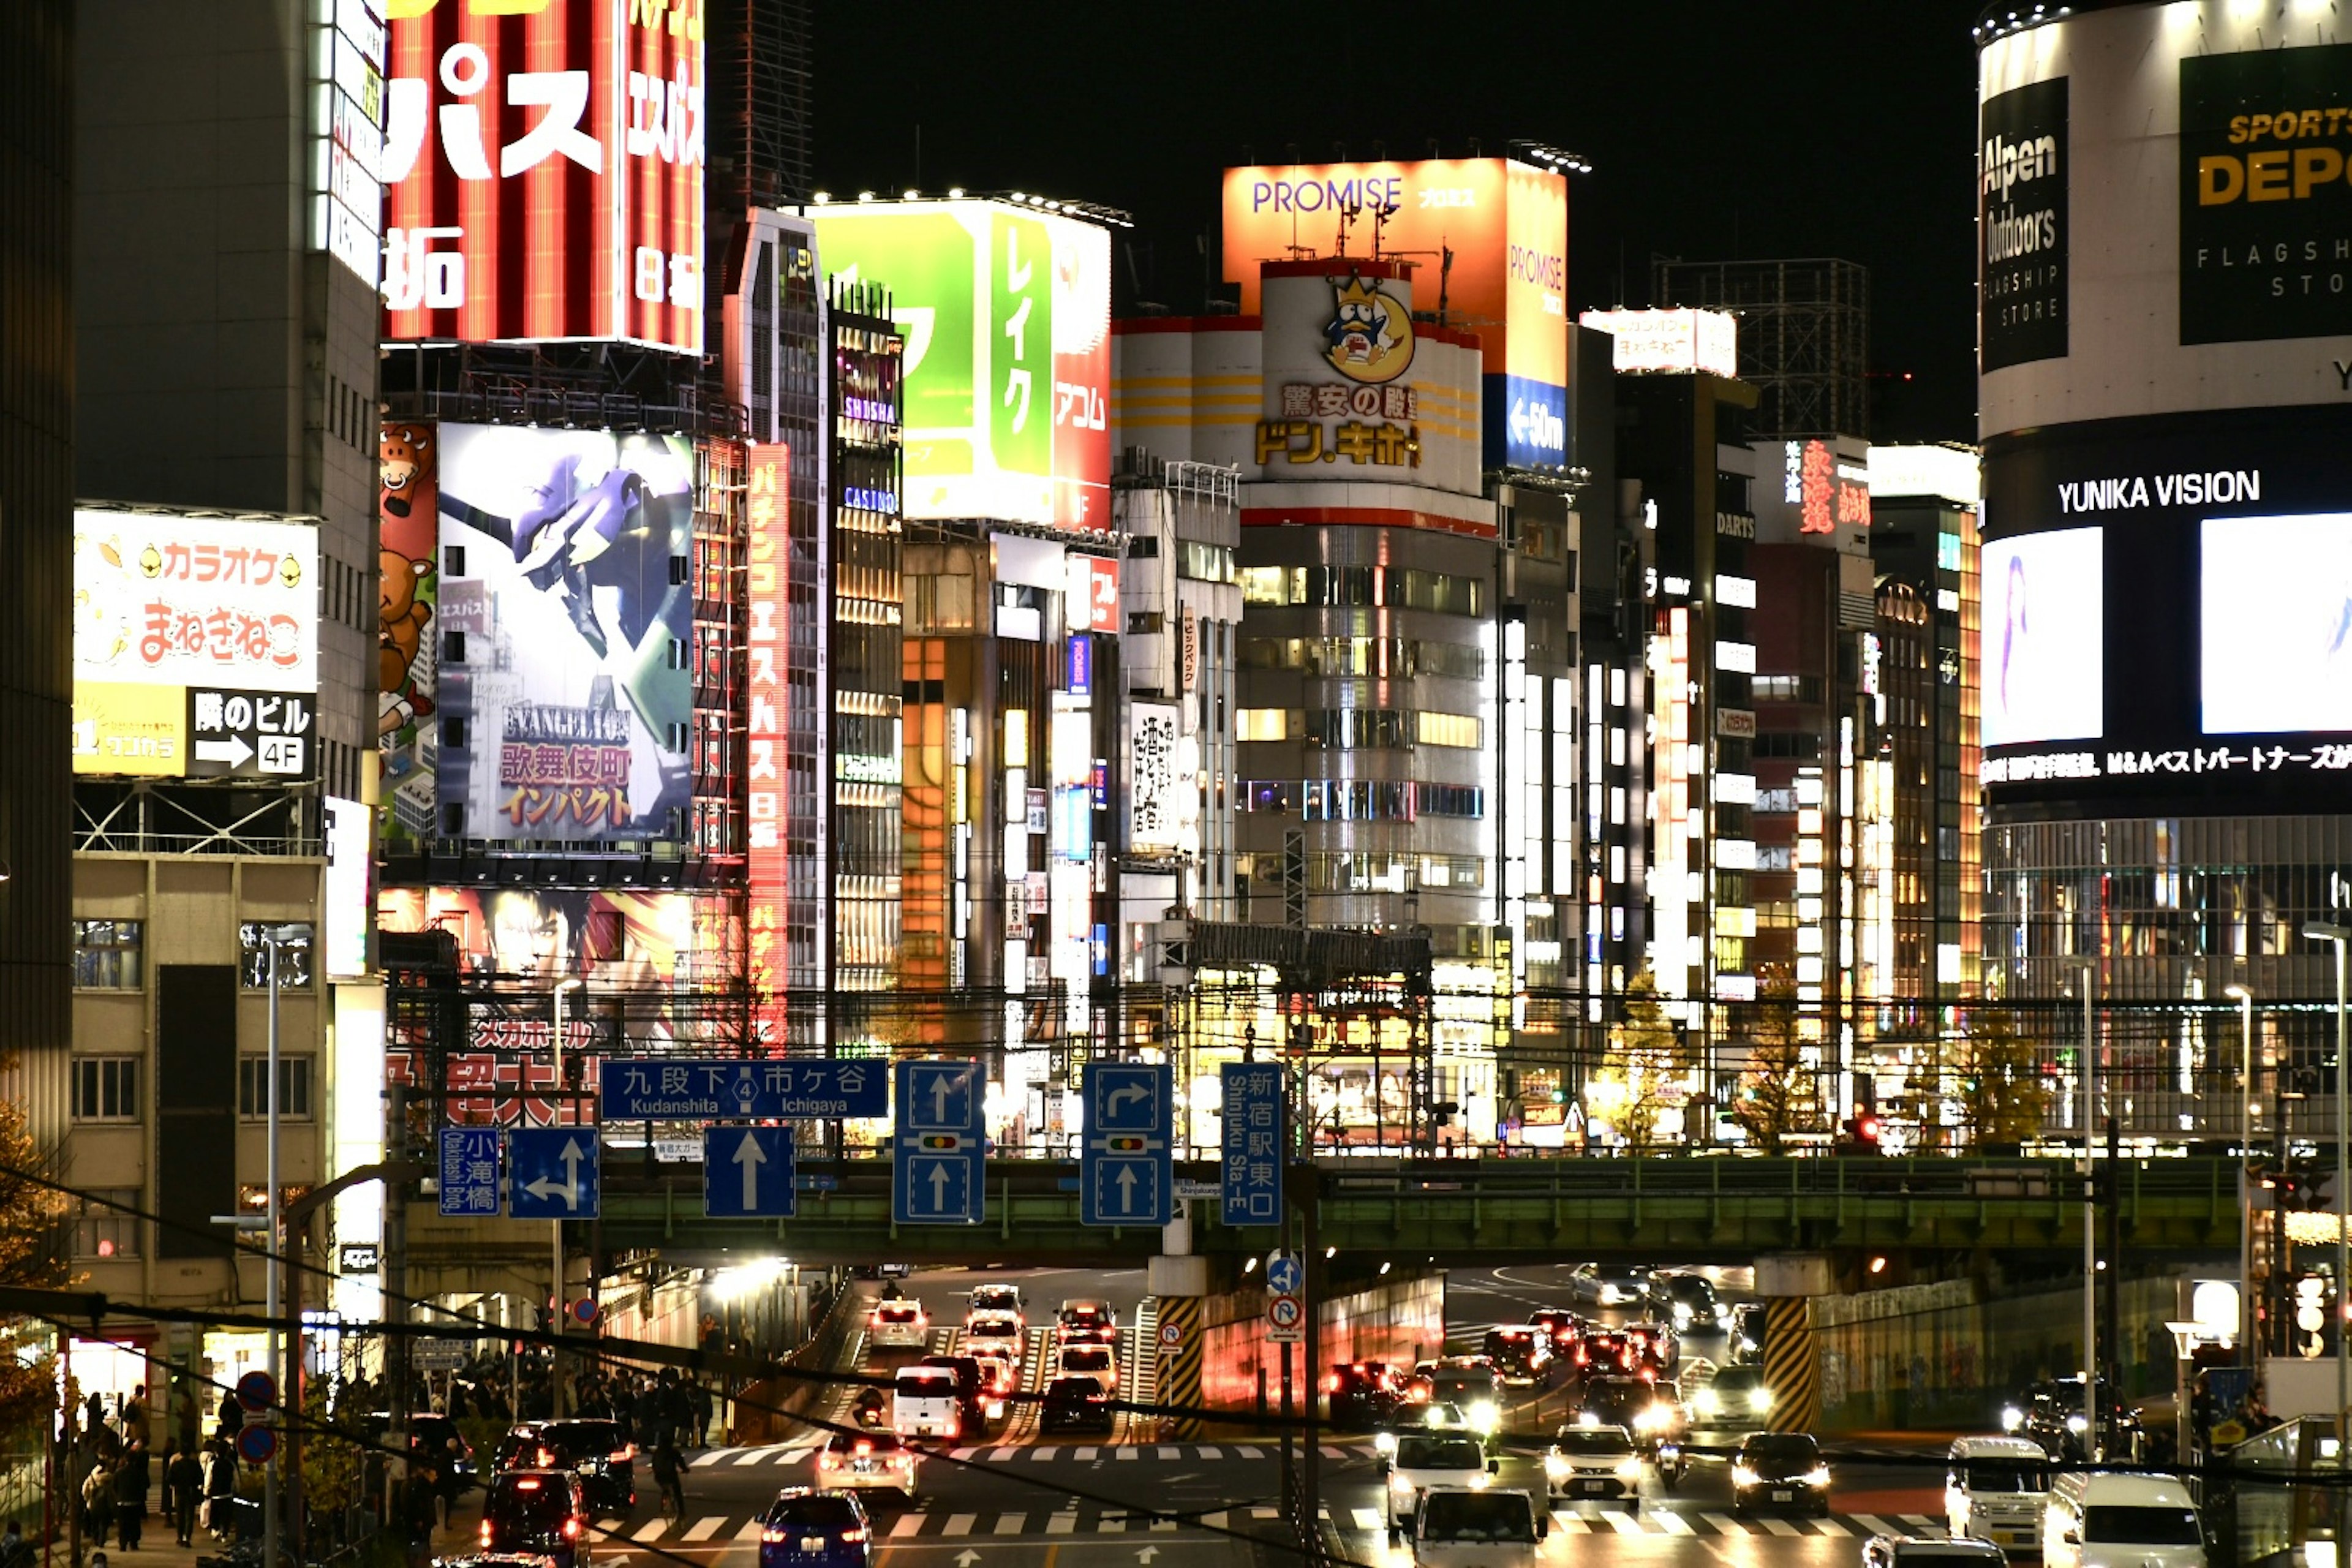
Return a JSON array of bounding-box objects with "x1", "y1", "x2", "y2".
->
[
  {"x1": 1219, "y1": 1061, "x2": 1284, "y2": 1226},
  {"x1": 437, "y1": 1127, "x2": 502, "y2": 1217},
  {"x1": 601, "y1": 1058, "x2": 886, "y2": 1121},
  {"x1": 1082, "y1": 1062, "x2": 1172, "y2": 1227},
  {"x1": 892, "y1": 1058, "x2": 984, "y2": 1225},
  {"x1": 509, "y1": 1128, "x2": 600, "y2": 1220},
  {"x1": 704, "y1": 1125, "x2": 796, "y2": 1218},
  {"x1": 1265, "y1": 1252, "x2": 1302, "y2": 1297}
]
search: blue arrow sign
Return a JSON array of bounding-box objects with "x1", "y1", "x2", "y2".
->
[
  {"x1": 437, "y1": 1127, "x2": 501, "y2": 1217},
  {"x1": 1082, "y1": 1062, "x2": 1172, "y2": 1226},
  {"x1": 892, "y1": 1058, "x2": 984, "y2": 1225},
  {"x1": 703, "y1": 1125, "x2": 796, "y2": 1218},
  {"x1": 1219, "y1": 1061, "x2": 1284, "y2": 1226},
  {"x1": 510, "y1": 1128, "x2": 600, "y2": 1220},
  {"x1": 601, "y1": 1058, "x2": 885, "y2": 1121},
  {"x1": 1265, "y1": 1252, "x2": 1302, "y2": 1297}
]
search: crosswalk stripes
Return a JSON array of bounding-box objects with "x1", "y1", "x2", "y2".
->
[{"x1": 688, "y1": 1438, "x2": 1368, "y2": 1467}]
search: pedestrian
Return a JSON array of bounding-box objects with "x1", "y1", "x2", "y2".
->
[
  {"x1": 687, "y1": 1381, "x2": 712, "y2": 1447},
  {"x1": 401, "y1": 1464, "x2": 437, "y2": 1568},
  {"x1": 202, "y1": 1440, "x2": 235, "y2": 1540},
  {"x1": 115, "y1": 1442, "x2": 148, "y2": 1550},
  {"x1": 88, "y1": 1550, "x2": 107, "y2": 1568},
  {"x1": 171, "y1": 1381, "x2": 198, "y2": 1457},
  {"x1": 434, "y1": 1439, "x2": 460, "y2": 1531},
  {"x1": 81, "y1": 1458, "x2": 115, "y2": 1548},
  {"x1": 167, "y1": 1445, "x2": 202, "y2": 1547},
  {"x1": 2, "y1": 1518, "x2": 29, "y2": 1568},
  {"x1": 122, "y1": 1393, "x2": 149, "y2": 1454},
  {"x1": 649, "y1": 1437, "x2": 683, "y2": 1519}
]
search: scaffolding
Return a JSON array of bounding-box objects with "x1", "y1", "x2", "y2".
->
[{"x1": 1653, "y1": 256, "x2": 1871, "y2": 439}]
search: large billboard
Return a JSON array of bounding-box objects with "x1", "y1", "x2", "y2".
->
[
  {"x1": 380, "y1": 0, "x2": 703, "y2": 352},
  {"x1": 71, "y1": 510, "x2": 320, "y2": 780},
  {"x1": 743, "y1": 443, "x2": 788, "y2": 1047},
  {"x1": 812, "y1": 200, "x2": 1110, "y2": 533},
  {"x1": 1979, "y1": 404, "x2": 2352, "y2": 812},
  {"x1": 1978, "y1": 8, "x2": 2352, "y2": 433},
  {"x1": 1223, "y1": 158, "x2": 1569, "y2": 473},
  {"x1": 432, "y1": 423, "x2": 695, "y2": 842},
  {"x1": 379, "y1": 419, "x2": 440, "y2": 842}
]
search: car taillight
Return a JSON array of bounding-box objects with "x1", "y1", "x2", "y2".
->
[
  {"x1": 840, "y1": 1528, "x2": 867, "y2": 1543},
  {"x1": 478, "y1": 1525, "x2": 492, "y2": 1548},
  {"x1": 563, "y1": 1518, "x2": 581, "y2": 1540},
  {"x1": 854, "y1": 1439, "x2": 873, "y2": 1456},
  {"x1": 1323, "y1": 1374, "x2": 1340, "y2": 1393},
  {"x1": 946, "y1": 1415, "x2": 960, "y2": 1438},
  {"x1": 820, "y1": 1452, "x2": 839, "y2": 1469},
  {"x1": 610, "y1": 1446, "x2": 634, "y2": 1462},
  {"x1": 760, "y1": 1529, "x2": 786, "y2": 1544}
]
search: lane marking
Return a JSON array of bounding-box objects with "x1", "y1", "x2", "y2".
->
[
  {"x1": 1760, "y1": 1517, "x2": 1802, "y2": 1536},
  {"x1": 993, "y1": 1513, "x2": 1025, "y2": 1534},
  {"x1": 942, "y1": 1513, "x2": 976, "y2": 1536},
  {"x1": 679, "y1": 1517, "x2": 723, "y2": 1542},
  {"x1": 631, "y1": 1519, "x2": 669, "y2": 1542},
  {"x1": 889, "y1": 1511, "x2": 922, "y2": 1539}
]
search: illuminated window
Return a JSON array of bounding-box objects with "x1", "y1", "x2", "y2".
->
[
  {"x1": 239, "y1": 924, "x2": 315, "y2": 989},
  {"x1": 72, "y1": 920, "x2": 144, "y2": 990},
  {"x1": 72, "y1": 1191, "x2": 140, "y2": 1261},
  {"x1": 1238, "y1": 567, "x2": 1291, "y2": 605},
  {"x1": 1416, "y1": 712, "x2": 1482, "y2": 748},
  {"x1": 1237, "y1": 709, "x2": 1291, "y2": 742}
]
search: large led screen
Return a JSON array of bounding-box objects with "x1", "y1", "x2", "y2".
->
[
  {"x1": 434, "y1": 423, "x2": 694, "y2": 843},
  {"x1": 1981, "y1": 527, "x2": 2104, "y2": 748},
  {"x1": 2203, "y1": 513, "x2": 2352, "y2": 734}
]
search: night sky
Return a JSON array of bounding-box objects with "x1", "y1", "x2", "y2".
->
[{"x1": 813, "y1": 1, "x2": 1987, "y2": 443}]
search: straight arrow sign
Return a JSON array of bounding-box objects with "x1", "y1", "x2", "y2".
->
[{"x1": 733, "y1": 1131, "x2": 766, "y2": 1210}]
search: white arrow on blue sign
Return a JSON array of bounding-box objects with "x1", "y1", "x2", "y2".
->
[
  {"x1": 1082, "y1": 1062, "x2": 1172, "y2": 1227},
  {"x1": 703, "y1": 1125, "x2": 796, "y2": 1218},
  {"x1": 509, "y1": 1128, "x2": 600, "y2": 1220},
  {"x1": 1265, "y1": 1252, "x2": 1303, "y2": 1297},
  {"x1": 892, "y1": 1058, "x2": 984, "y2": 1225}
]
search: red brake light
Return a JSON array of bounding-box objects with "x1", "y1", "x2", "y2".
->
[
  {"x1": 1323, "y1": 1373, "x2": 1341, "y2": 1393},
  {"x1": 853, "y1": 1439, "x2": 873, "y2": 1456},
  {"x1": 478, "y1": 1525, "x2": 492, "y2": 1547},
  {"x1": 562, "y1": 1518, "x2": 581, "y2": 1540},
  {"x1": 840, "y1": 1528, "x2": 867, "y2": 1544},
  {"x1": 514, "y1": 1477, "x2": 543, "y2": 1490},
  {"x1": 761, "y1": 1529, "x2": 786, "y2": 1544}
]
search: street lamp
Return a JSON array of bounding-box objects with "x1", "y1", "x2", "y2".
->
[
  {"x1": 2303, "y1": 923, "x2": 2352, "y2": 1452},
  {"x1": 2065, "y1": 956, "x2": 2098, "y2": 1460},
  {"x1": 2226, "y1": 983, "x2": 2258, "y2": 1358},
  {"x1": 549, "y1": 977, "x2": 585, "y2": 1419}
]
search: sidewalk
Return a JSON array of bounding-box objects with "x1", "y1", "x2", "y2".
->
[{"x1": 37, "y1": 1490, "x2": 483, "y2": 1568}]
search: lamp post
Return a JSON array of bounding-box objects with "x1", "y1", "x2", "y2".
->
[
  {"x1": 2227, "y1": 983, "x2": 2257, "y2": 1359},
  {"x1": 2066, "y1": 956, "x2": 2098, "y2": 1461},
  {"x1": 254, "y1": 922, "x2": 307, "y2": 1568},
  {"x1": 2302, "y1": 923, "x2": 2352, "y2": 1457},
  {"x1": 549, "y1": 977, "x2": 584, "y2": 1420}
]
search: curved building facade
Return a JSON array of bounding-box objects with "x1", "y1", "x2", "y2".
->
[{"x1": 1977, "y1": 1, "x2": 2352, "y2": 1135}]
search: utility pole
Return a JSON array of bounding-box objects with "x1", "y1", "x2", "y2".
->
[{"x1": 384, "y1": 1084, "x2": 412, "y2": 1519}]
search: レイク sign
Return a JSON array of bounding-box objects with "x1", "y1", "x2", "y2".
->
[{"x1": 380, "y1": 0, "x2": 704, "y2": 352}]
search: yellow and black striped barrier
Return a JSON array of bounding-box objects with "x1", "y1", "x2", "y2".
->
[
  {"x1": 1155, "y1": 1295, "x2": 1204, "y2": 1439},
  {"x1": 1763, "y1": 1296, "x2": 1820, "y2": 1433}
]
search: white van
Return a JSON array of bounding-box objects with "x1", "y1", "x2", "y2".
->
[
  {"x1": 2043, "y1": 1472, "x2": 2206, "y2": 1568},
  {"x1": 1946, "y1": 1434, "x2": 2051, "y2": 1552},
  {"x1": 891, "y1": 1364, "x2": 963, "y2": 1441},
  {"x1": 1409, "y1": 1487, "x2": 1548, "y2": 1567}
]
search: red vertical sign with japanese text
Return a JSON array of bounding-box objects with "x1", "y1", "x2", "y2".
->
[{"x1": 744, "y1": 443, "x2": 788, "y2": 1050}]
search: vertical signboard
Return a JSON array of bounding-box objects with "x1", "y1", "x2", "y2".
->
[
  {"x1": 1219, "y1": 1061, "x2": 1284, "y2": 1226},
  {"x1": 744, "y1": 443, "x2": 788, "y2": 1046},
  {"x1": 71, "y1": 511, "x2": 321, "y2": 780},
  {"x1": 1128, "y1": 701, "x2": 1185, "y2": 854},
  {"x1": 810, "y1": 200, "x2": 1111, "y2": 533},
  {"x1": 1980, "y1": 76, "x2": 2068, "y2": 370},
  {"x1": 379, "y1": 420, "x2": 440, "y2": 843},
  {"x1": 312, "y1": 0, "x2": 387, "y2": 285},
  {"x1": 432, "y1": 424, "x2": 695, "y2": 843},
  {"x1": 380, "y1": 0, "x2": 704, "y2": 352}
]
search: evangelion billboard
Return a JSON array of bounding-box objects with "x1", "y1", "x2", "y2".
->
[
  {"x1": 1223, "y1": 158, "x2": 1569, "y2": 472},
  {"x1": 812, "y1": 200, "x2": 1112, "y2": 533},
  {"x1": 432, "y1": 423, "x2": 695, "y2": 843},
  {"x1": 379, "y1": 0, "x2": 703, "y2": 352}
]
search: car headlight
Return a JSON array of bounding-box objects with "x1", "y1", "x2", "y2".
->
[
  {"x1": 1733, "y1": 1464, "x2": 1760, "y2": 1488},
  {"x1": 1804, "y1": 1466, "x2": 1832, "y2": 1488},
  {"x1": 1468, "y1": 1402, "x2": 1500, "y2": 1434},
  {"x1": 1635, "y1": 1406, "x2": 1669, "y2": 1432},
  {"x1": 1694, "y1": 1389, "x2": 1721, "y2": 1416},
  {"x1": 2001, "y1": 1404, "x2": 2026, "y2": 1433},
  {"x1": 1577, "y1": 1411, "x2": 1600, "y2": 1428},
  {"x1": 1750, "y1": 1389, "x2": 1774, "y2": 1414},
  {"x1": 1600, "y1": 1286, "x2": 1623, "y2": 1304},
  {"x1": 1674, "y1": 1303, "x2": 1694, "y2": 1324},
  {"x1": 1389, "y1": 1472, "x2": 1414, "y2": 1493},
  {"x1": 1374, "y1": 1431, "x2": 1397, "y2": 1455},
  {"x1": 1544, "y1": 1454, "x2": 1570, "y2": 1481},
  {"x1": 1470, "y1": 1472, "x2": 1493, "y2": 1491},
  {"x1": 2067, "y1": 1414, "x2": 2089, "y2": 1434},
  {"x1": 1616, "y1": 1457, "x2": 1643, "y2": 1480}
]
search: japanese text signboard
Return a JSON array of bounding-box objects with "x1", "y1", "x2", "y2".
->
[
  {"x1": 71, "y1": 510, "x2": 320, "y2": 780},
  {"x1": 380, "y1": 0, "x2": 704, "y2": 353},
  {"x1": 1220, "y1": 1062, "x2": 1284, "y2": 1226},
  {"x1": 600, "y1": 1058, "x2": 887, "y2": 1121},
  {"x1": 743, "y1": 443, "x2": 788, "y2": 1046}
]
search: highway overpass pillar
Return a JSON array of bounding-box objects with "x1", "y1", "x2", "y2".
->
[
  {"x1": 1757, "y1": 1254, "x2": 1828, "y2": 1433},
  {"x1": 1149, "y1": 1203, "x2": 1208, "y2": 1438}
]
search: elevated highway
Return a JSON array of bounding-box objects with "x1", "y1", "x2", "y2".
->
[{"x1": 401, "y1": 1153, "x2": 2242, "y2": 1286}]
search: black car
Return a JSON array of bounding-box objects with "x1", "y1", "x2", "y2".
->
[
  {"x1": 360, "y1": 1412, "x2": 478, "y2": 1489},
  {"x1": 1732, "y1": 1432, "x2": 1832, "y2": 1517},
  {"x1": 1324, "y1": 1362, "x2": 1404, "y2": 1431},
  {"x1": 480, "y1": 1469, "x2": 595, "y2": 1568},
  {"x1": 495, "y1": 1420, "x2": 636, "y2": 1513},
  {"x1": 1038, "y1": 1376, "x2": 1114, "y2": 1434},
  {"x1": 1480, "y1": 1325, "x2": 1552, "y2": 1385},
  {"x1": 1727, "y1": 1303, "x2": 1765, "y2": 1365},
  {"x1": 2013, "y1": 1376, "x2": 2146, "y2": 1463},
  {"x1": 1572, "y1": 1376, "x2": 1675, "y2": 1450}
]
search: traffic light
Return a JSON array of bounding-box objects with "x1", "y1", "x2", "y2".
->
[
  {"x1": 1840, "y1": 1114, "x2": 1883, "y2": 1155},
  {"x1": 1432, "y1": 1101, "x2": 1461, "y2": 1126}
]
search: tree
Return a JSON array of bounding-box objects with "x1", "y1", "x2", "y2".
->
[
  {"x1": 1953, "y1": 1009, "x2": 2049, "y2": 1147},
  {"x1": 0, "y1": 1057, "x2": 70, "y2": 1433},
  {"x1": 1590, "y1": 970, "x2": 1694, "y2": 1150},
  {"x1": 1729, "y1": 972, "x2": 1825, "y2": 1154}
]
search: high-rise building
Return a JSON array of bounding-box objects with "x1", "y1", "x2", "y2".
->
[{"x1": 0, "y1": 0, "x2": 75, "y2": 1126}]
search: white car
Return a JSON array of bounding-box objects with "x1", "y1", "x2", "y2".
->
[
  {"x1": 890, "y1": 1365, "x2": 963, "y2": 1441},
  {"x1": 869, "y1": 1298, "x2": 928, "y2": 1349},
  {"x1": 1408, "y1": 1487, "x2": 1548, "y2": 1566},
  {"x1": 815, "y1": 1432, "x2": 919, "y2": 1500},
  {"x1": 1385, "y1": 1434, "x2": 1494, "y2": 1532},
  {"x1": 1544, "y1": 1422, "x2": 1643, "y2": 1510},
  {"x1": 1054, "y1": 1341, "x2": 1118, "y2": 1396},
  {"x1": 960, "y1": 1313, "x2": 1023, "y2": 1354}
]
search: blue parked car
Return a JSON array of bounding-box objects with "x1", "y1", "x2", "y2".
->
[{"x1": 759, "y1": 1488, "x2": 872, "y2": 1568}]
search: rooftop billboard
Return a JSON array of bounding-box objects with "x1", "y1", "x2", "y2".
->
[
  {"x1": 812, "y1": 200, "x2": 1111, "y2": 533},
  {"x1": 1222, "y1": 158, "x2": 1569, "y2": 472}
]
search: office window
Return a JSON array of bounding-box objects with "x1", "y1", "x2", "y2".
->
[
  {"x1": 71, "y1": 1058, "x2": 140, "y2": 1121},
  {"x1": 238, "y1": 1057, "x2": 314, "y2": 1120},
  {"x1": 239, "y1": 923, "x2": 315, "y2": 989},
  {"x1": 1237, "y1": 708, "x2": 1292, "y2": 742},
  {"x1": 1415, "y1": 712, "x2": 1482, "y2": 748},
  {"x1": 72, "y1": 920, "x2": 144, "y2": 990},
  {"x1": 72, "y1": 1191, "x2": 141, "y2": 1261}
]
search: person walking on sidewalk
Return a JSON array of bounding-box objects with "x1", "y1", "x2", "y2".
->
[
  {"x1": 114, "y1": 1442, "x2": 148, "y2": 1550},
  {"x1": 167, "y1": 1445, "x2": 202, "y2": 1547}
]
